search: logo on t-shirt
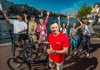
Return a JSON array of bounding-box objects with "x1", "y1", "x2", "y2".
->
[{"x1": 56, "y1": 42, "x2": 60, "y2": 44}]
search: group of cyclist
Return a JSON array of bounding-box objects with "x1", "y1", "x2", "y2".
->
[{"x1": 1, "y1": 9, "x2": 98, "y2": 70}]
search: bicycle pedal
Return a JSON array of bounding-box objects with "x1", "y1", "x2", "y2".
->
[
  {"x1": 28, "y1": 57, "x2": 33, "y2": 62},
  {"x1": 16, "y1": 64, "x2": 21, "y2": 68}
]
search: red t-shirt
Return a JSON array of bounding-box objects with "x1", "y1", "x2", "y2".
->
[{"x1": 48, "y1": 32, "x2": 69, "y2": 63}]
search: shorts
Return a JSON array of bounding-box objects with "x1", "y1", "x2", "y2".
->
[
  {"x1": 18, "y1": 34, "x2": 28, "y2": 42},
  {"x1": 29, "y1": 34, "x2": 38, "y2": 49},
  {"x1": 29, "y1": 34, "x2": 37, "y2": 42},
  {"x1": 70, "y1": 37, "x2": 78, "y2": 47},
  {"x1": 49, "y1": 59, "x2": 63, "y2": 70}
]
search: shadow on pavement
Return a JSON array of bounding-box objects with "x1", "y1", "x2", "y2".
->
[
  {"x1": 90, "y1": 44, "x2": 100, "y2": 53},
  {"x1": 63, "y1": 57, "x2": 98, "y2": 70}
]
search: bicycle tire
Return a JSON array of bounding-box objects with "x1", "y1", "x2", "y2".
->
[
  {"x1": 75, "y1": 36, "x2": 87, "y2": 58},
  {"x1": 7, "y1": 57, "x2": 31, "y2": 70},
  {"x1": 31, "y1": 51, "x2": 38, "y2": 61},
  {"x1": 75, "y1": 44, "x2": 83, "y2": 58}
]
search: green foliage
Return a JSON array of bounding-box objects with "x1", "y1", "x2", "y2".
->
[
  {"x1": 21, "y1": 7, "x2": 27, "y2": 13},
  {"x1": 77, "y1": 3, "x2": 92, "y2": 18},
  {"x1": 8, "y1": 5, "x2": 13, "y2": 13},
  {"x1": 5, "y1": 2, "x2": 66, "y2": 17}
]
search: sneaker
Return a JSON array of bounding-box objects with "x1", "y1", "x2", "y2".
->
[
  {"x1": 74, "y1": 51, "x2": 77, "y2": 55},
  {"x1": 86, "y1": 53, "x2": 90, "y2": 57}
]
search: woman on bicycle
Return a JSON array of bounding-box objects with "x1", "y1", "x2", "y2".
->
[
  {"x1": 37, "y1": 12, "x2": 50, "y2": 42},
  {"x1": 69, "y1": 18, "x2": 83, "y2": 53},
  {"x1": 58, "y1": 16, "x2": 70, "y2": 36}
]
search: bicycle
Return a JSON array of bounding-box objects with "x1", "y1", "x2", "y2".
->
[
  {"x1": 7, "y1": 30, "x2": 49, "y2": 70},
  {"x1": 8, "y1": 30, "x2": 17, "y2": 56},
  {"x1": 32, "y1": 41, "x2": 50, "y2": 70},
  {"x1": 74, "y1": 35, "x2": 87, "y2": 58},
  {"x1": 7, "y1": 30, "x2": 38, "y2": 70}
]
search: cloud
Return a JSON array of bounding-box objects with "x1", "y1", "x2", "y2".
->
[
  {"x1": 60, "y1": 7, "x2": 78, "y2": 14},
  {"x1": 60, "y1": 0, "x2": 88, "y2": 14}
]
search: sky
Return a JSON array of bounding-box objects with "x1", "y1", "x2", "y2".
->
[{"x1": 8, "y1": 0, "x2": 100, "y2": 14}]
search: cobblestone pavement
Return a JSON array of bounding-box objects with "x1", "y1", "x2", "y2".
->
[{"x1": 0, "y1": 38, "x2": 100, "y2": 70}]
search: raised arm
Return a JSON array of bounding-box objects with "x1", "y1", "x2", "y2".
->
[
  {"x1": 77, "y1": 18, "x2": 83, "y2": 28},
  {"x1": 23, "y1": 13, "x2": 28, "y2": 23},
  {"x1": 92, "y1": 15, "x2": 99, "y2": 26},
  {"x1": 58, "y1": 16, "x2": 61, "y2": 28},
  {"x1": 44, "y1": 11, "x2": 50, "y2": 24},
  {"x1": 1, "y1": 9, "x2": 9, "y2": 21}
]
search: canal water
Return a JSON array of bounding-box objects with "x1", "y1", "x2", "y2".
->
[{"x1": 0, "y1": 17, "x2": 77, "y2": 44}]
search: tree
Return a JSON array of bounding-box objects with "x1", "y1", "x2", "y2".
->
[
  {"x1": 21, "y1": 7, "x2": 27, "y2": 14},
  {"x1": 8, "y1": 5, "x2": 14, "y2": 13},
  {"x1": 77, "y1": 3, "x2": 92, "y2": 18},
  {"x1": 8, "y1": 5, "x2": 21, "y2": 15}
]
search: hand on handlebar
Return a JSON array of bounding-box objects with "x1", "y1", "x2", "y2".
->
[{"x1": 83, "y1": 32, "x2": 86, "y2": 35}]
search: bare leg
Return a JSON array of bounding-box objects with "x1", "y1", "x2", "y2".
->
[
  {"x1": 50, "y1": 67, "x2": 56, "y2": 70},
  {"x1": 23, "y1": 40, "x2": 26, "y2": 45},
  {"x1": 18, "y1": 41, "x2": 22, "y2": 54},
  {"x1": 18, "y1": 42, "x2": 21, "y2": 48}
]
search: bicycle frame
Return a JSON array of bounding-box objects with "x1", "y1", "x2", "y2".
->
[
  {"x1": 8, "y1": 30, "x2": 49, "y2": 70},
  {"x1": 9, "y1": 30, "x2": 17, "y2": 57},
  {"x1": 75, "y1": 35, "x2": 87, "y2": 57},
  {"x1": 9, "y1": 30, "x2": 32, "y2": 68}
]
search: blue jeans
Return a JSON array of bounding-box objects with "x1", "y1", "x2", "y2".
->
[
  {"x1": 85, "y1": 35, "x2": 90, "y2": 54},
  {"x1": 70, "y1": 37, "x2": 78, "y2": 47}
]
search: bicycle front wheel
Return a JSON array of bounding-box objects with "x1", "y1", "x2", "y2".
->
[
  {"x1": 75, "y1": 44, "x2": 83, "y2": 58},
  {"x1": 7, "y1": 57, "x2": 31, "y2": 70}
]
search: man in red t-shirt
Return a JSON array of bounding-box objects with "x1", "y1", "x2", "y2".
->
[{"x1": 47, "y1": 22, "x2": 69, "y2": 70}]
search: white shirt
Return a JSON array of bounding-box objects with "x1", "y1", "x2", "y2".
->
[
  {"x1": 85, "y1": 25, "x2": 91, "y2": 35},
  {"x1": 60, "y1": 28, "x2": 67, "y2": 35},
  {"x1": 9, "y1": 19, "x2": 27, "y2": 34}
]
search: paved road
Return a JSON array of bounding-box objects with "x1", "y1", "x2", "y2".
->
[{"x1": 0, "y1": 38, "x2": 100, "y2": 70}]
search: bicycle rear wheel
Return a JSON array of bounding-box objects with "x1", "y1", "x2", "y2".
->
[
  {"x1": 7, "y1": 57, "x2": 31, "y2": 70},
  {"x1": 75, "y1": 44, "x2": 83, "y2": 58},
  {"x1": 31, "y1": 51, "x2": 38, "y2": 61}
]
